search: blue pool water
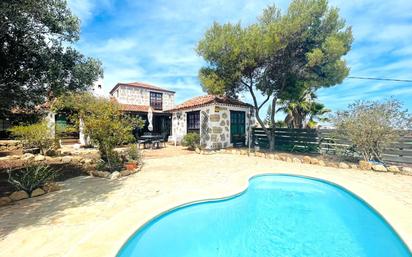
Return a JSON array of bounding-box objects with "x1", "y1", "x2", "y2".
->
[{"x1": 117, "y1": 175, "x2": 412, "y2": 257}]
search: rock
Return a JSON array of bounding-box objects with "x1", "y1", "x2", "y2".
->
[
  {"x1": 273, "y1": 154, "x2": 280, "y2": 160},
  {"x1": 120, "y1": 170, "x2": 131, "y2": 177},
  {"x1": 256, "y1": 152, "x2": 264, "y2": 157},
  {"x1": 72, "y1": 156, "x2": 83, "y2": 163},
  {"x1": 359, "y1": 160, "x2": 373, "y2": 170},
  {"x1": 350, "y1": 164, "x2": 358, "y2": 169},
  {"x1": 292, "y1": 158, "x2": 302, "y2": 164},
  {"x1": 0, "y1": 156, "x2": 12, "y2": 162},
  {"x1": 62, "y1": 156, "x2": 72, "y2": 163},
  {"x1": 328, "y1": 162, "x2": 339, "y2": 168},
  {"x1": 372, "y1": 165, "x2": 387, "y2": 172},
  {"x1": 318, "y1": 160, "x2": 326, "y2": 166},
  {"x1": 339, "y1": 162, "x2": 350, "y2": 169},
  {"x1": 387, "y1": 166, "x2": 400, "y2": 173},
  {"x1": 302, "y1": 156, "x2": 312, "y2": 164},
  {"x1": 0, "y1": 197, "x2": 12, "y2": 206},
  {"x1": 43, "y1": 182, "x2": 62, "y2": 193},
  {"x1": 34, "y1": 155, "x2": 46, "y2": 161},
  {"x1": 45, "y1": 156, "x2": 54, "y2": 162},
  {"x1": 129, "y1": 168, "x2": 138, "y2": 174},
  {"x1": 286, "y1": 157, "x2": 293, "y2": 162},
  {"x1": 95, "y1": 171, "x2": 111, "y2": 178},
  {"x1": 0, "y1": 155, "x2": 19, "y2": 161},
  {"x1": 280, "y1": 155, "x2": 287, "y2": 161},
  {"x1": 31, "y1": 188, "x2": 46, "y2": 197},
  {"x1": 310, "y1": 158, "x2": 320, "y2": 165},
  {"x1": 110, "y1": 171, "x2": 121, "y2": 180},
  {"x1": 240, "y1": 149, "x2": 248, "y2": 155},
  {"x1": 9, "y1": 190, "x2": 29, "y2": 201},
  {"x1": 21, "y1": 153, "x2": 35, "y2": 161},
  {"x1": 61, "y1": 150, "x2": 72, "y2": 156},
  {"x1": 402, "y1": 167, "x2": 412, "y2": 174},
  {"x1": 195, "y1": 148, "x2": 201, "y2": 154},
  {"x1": 231, "y1": 149, "x2": 237, "y2": 154},
  {"x1": 83, "y1": 159, "x2": 93, "y2": 165}
]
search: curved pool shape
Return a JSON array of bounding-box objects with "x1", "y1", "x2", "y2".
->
[{"x1": 117, "y1": 175, "x2": 412, "y2": 257}]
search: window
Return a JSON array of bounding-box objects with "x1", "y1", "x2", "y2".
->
[
  {"x1": 150, "y1": 92, "x2": 163, "y2": 110},
  {"x1": 187, "y1": 111, "x2": 200, "y2": 133}
]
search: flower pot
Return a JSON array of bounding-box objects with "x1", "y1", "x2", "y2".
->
[{"x1": 124, "y1": 162, "x2": 138, "y2": 171}]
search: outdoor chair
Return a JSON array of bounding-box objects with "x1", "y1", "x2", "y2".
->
[
  {"x1": 160, "y1": 133, "x2": 168, "y2": 147},
  {"x1": 151, "y1": 140, "x2": 160, "y2": 149},
  {"x1": 137, "y1": 138, "x2": 149, "y2": 149}
]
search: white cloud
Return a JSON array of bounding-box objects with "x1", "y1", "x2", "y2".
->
[{"x1": 72, "y1": 0, "x2": 412, "y2": 111}]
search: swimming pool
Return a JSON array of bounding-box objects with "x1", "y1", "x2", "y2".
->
[{"x1": 117, "y1": 175, "x2": 412, "y2": 257}]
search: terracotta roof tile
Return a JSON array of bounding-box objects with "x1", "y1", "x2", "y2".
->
[
  {"x1": 168, "y1": 95, "x2": 252, "y2": 112},
  {"x1": 110, "y1": 82, "x2": 175, "y2": 94}
]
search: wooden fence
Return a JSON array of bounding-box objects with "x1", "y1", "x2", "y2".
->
[{"x1": 252, "y1": 128, "x2": 412, "y2": 164}]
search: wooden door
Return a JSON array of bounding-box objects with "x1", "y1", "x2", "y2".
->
[{"x1": 230, "y1": 111, "x2": 246, "y2": 146}]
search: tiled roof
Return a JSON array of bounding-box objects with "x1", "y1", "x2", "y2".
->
[
  {"x1": 168, "y1": 95, "x2": 253, "y2": 112},
  {"x1": 119, "y1": 104, "x2": 166, "y2": 113},
  {"x1": 110, "y1": 82, "x2": 175, "y2": 94}
]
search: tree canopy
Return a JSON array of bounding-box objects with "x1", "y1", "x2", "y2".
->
[
  {"x1": 197, "y1": 0, "x2": 353, "y2": 150},
  {"x1": 0, "y1": 0, "x2": 103, "y2": 117}
]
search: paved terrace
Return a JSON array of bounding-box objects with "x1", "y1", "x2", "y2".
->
[{"x1": 0, "y1": 149, "x2": 412, "y2": 257}]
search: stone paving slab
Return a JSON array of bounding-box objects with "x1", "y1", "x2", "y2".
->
[{"x1": 0, "y1": 153, "x2": 411, "y2": 257}]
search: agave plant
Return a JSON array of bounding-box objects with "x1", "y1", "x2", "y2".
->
[{"x1": 7, "y1": 164, "x2": 57, "y2": 194}]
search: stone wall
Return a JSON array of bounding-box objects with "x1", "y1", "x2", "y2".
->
[
  {"x1": 171, "y1": 104, "x2": 253, "y2": 150},
  {"x1": 171, "y1": 107, "x2": 199, "y2": 141},
  {"x1": 0, "y1": 140, "x2": 22, "y2": 152},
  {"x1": 113, "y1": 85, "x2": 175, "y2": 110}
]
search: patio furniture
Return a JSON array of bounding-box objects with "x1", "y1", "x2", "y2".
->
[
  {"x1": 137, "y1": 138, "x2": 149, "y2": 149},
  {"x1": 160, "y1": 133, "x2": 168, "y2": 148},
  {"x1": 140, "y1": 134, "x2": 163, "y2": 149}
]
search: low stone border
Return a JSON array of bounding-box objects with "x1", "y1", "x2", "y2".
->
[
  {"x1": 0, "y1": 182, "x2": 62, "y2": 207},
  {"x1": 196, "y1": 148, "x2": 412, "y2": 176},
  {"x1": 89, "y1": 166, "x2": 140, "y2": 180},
  {"x1": 0, "y1": 140, "x2": 22, "y2": 152}
]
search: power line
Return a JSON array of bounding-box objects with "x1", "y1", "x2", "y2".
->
[{"x1": 347, "y1": 76, "x2": 412, "y2": 83}]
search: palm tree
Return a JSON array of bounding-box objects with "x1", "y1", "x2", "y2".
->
[{"x1": 277, "y1": 91, "x2": 330, "y2": 129}]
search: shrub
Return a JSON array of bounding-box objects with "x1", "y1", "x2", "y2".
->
[
  {"x1": 182, "y1": 133, "x2": 200, "y2": 150},
  {"x1": 332, "y1": 99, "x2": 412, "y2": 162},
  {"x1": 7, "y1": 164, "x2": 57, "y2": 195},
  {"x1": 127, "y1": 144, "x2": 142, "y2": 163},
  {"x1": 9, "y1": 121, "x2": 54, "y2": 155},
  {"x1": 53, "y1": 93, "x2": 144, "y2": 162},
  {"x1": 96, "y1": 151, "x2": 123, "y2": 172}
]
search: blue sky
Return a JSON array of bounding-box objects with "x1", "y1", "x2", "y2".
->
[{"x1": 68, "y1": 0, "x2": 412, "y2": 114}]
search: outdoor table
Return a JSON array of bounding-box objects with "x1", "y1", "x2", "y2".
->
[{"x1": 140, "y1": 135, "x2": 162, "y2": 149}]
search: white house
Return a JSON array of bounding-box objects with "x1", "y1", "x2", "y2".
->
[{"x1": 168, "y1": 95, "x2": 254, "y2": 150}]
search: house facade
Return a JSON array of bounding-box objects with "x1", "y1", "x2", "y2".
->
[
  {"x1": 109, "y1": 82, "x2": 175, "y2": 137},
  {"x1": 169, "y1": 95, "x2": 254, "y2": 150}
]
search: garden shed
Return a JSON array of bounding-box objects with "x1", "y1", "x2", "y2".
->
[{"x1": 168, "y1": 95, "x2": 254, "y2": 150}]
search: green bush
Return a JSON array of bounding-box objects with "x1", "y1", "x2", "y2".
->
[
  {"x1": 182, "y1": 133, "x2": 200, "y2": 150},
  {"x1": 332, "y1": 99, "x2": 412, "y2": 161},
  {"x1": 127, "y1": 144, "x2": 142, "y2": 163},
  {"x1": 9, "y1": 121, "x2": 54, "y2": 155},
  {"x1": 96, "y1": 151, "x2": 123, "y2": 172},
  {"x1": 53, "y1": 93, "x2": 144, "y2": 161},
  {"x1": 7, "y1": 164, "x2": 57, "y2": 195}
]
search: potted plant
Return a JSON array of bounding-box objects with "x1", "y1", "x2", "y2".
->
[{"x1": 124, "y1": 145, "x2": 141, "y2": 171}]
